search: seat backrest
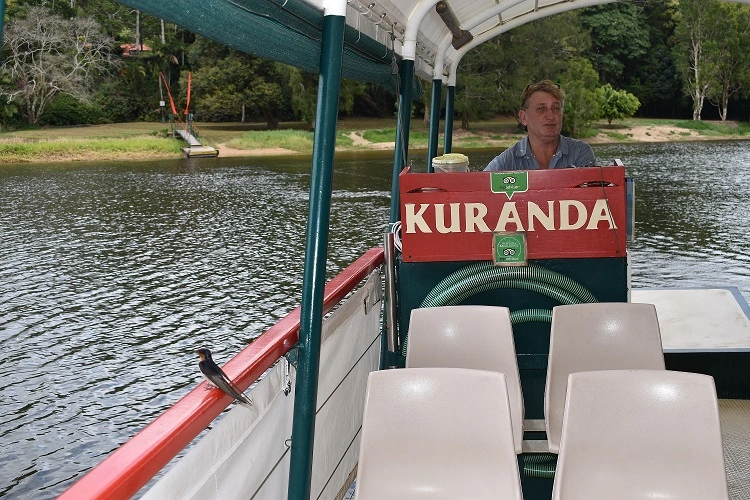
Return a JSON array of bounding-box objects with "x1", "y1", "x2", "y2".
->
[
  {"x1": 552, "y1": 370, "x2": 728, "y2": 500},
  {"x1": 545, "y1": 302, "x2": 665, "y2": 453},
  {"x1": 355, "y1": 367, "x2": 523, "y2": 500},
  {"x1": 406, "y1": 305, "x2": 524, "y2": 453}
]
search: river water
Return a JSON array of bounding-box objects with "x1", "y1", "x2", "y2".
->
[{"x1": 1, "y1": 142, "x2": 749, "y2": 498}]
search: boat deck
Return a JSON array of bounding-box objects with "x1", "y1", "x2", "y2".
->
[
  {"x1": 632, "y1": 288, "x2": 750, "y2": 351},
  {"x1": 721, "y1": 399, "x2": 750, "y2": 498}
]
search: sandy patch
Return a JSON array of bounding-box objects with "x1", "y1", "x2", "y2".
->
[
  {"x1": 347, "y1": 132, "x2": 395, "y2": 150},
  {"x1": 587, "y1": 124, "x2": 702, "y2": 144}
]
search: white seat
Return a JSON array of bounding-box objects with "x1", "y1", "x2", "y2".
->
[
  {"x1": 406, "y1": 305, "x2": 524, "y2": 453},
  {"x1": 552, "y1": 370, "x2": 728, "y2": 500},
  {"x1": 354, "y1": 367, "x2": 523, "y2": 500},
  {"x1": 545, "y1": 302, "x2": 665, "y2": 453}
]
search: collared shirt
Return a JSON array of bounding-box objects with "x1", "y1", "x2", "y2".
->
[{"x1": 484, "y1": 135, "x2": 597, "y2": 171}]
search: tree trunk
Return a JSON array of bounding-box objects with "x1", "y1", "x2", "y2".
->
[
  {"x1": 692, "y1": 90, "x2": 704, "y2": 120},
  {"x1": 719, "y1": 84, "x2": 729, "y2": 121},
  {"x1": 264, "y1": 108, "x2": 279, "y2": 130},
  {"x1": 135, "y1": 10, "x2": 141, "y2": 50},
  {"x1": 461, "y1": 111, "x2": 470, "y2": 130},
  {"x1": 690, "y1": 37, "x2": 704, "y2": 120},
  {"x1": 241, "y1": 104, "x2": 246, "y2": 123},
  {"x1": 160, "y1": 19, "x2": 166, "y2": 45}
]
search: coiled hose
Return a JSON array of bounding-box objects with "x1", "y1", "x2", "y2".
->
[
  {"x1": 401, "y1": 263, "x2": 597, "y2": 355},
  {"x1": 522, "y1": 453, "x2": 558, "y2": 479}
]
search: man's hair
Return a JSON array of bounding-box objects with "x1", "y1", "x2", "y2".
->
[{"x1": 520, "y1": 80, "x2": 565, "y2": 109}]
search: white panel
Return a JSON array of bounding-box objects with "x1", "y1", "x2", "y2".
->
[
  {"x1": 141, "y1": 360, "x2": 295, "y2": 500},
  {"x1": 141, "y1": 271, "x2": 383, "y2": 500},
  {"x1": 632, "y1": 289, "x2": 750, "y2": 350}
]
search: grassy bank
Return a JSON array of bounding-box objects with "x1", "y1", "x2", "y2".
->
[{"x1": 1, "y1": 117, "x2": 749, "y2": 163}]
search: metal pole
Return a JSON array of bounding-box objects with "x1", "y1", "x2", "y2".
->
[
  {"x1": 383, "y1": 232, "x2": 398, "y2": 355},
  {"x1": 287, "y1": 11, "x2": 345, "y2": 500},
  {"x1": 390, "y1": 58, "x2": 415, "y2": 224},
  {"x1": 443, "y1": 85, "x2": 455, "y2": 154},
  {"x1": 427, "y1": 79, "x2": 442, "y2": 172}
]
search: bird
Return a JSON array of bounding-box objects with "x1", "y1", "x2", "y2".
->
[{"x1": 195, "y1": 347, "x2": 252, "y2": 407}]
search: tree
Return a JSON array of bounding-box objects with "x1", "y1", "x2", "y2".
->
[
  {"x1": 704, "y1": 2, "x2": 750, "y2": 121},
  {"x1": 673, "y1": 0, "x2": 724, "y2": 120},
  {"x1": 559, "y1": 58, "x2": 600, "y2": 137},
  {"x1": 185, "y1": 39, "x2": 285, "y2": 126},
  {"x1": 276, "y1": 65, "x2": 366, "y2": 126},
  {"x1": 0, "y1": 7, "x2": 120, "y2": 125},
  {"x1": 597, "y1": 84, "x2": 640, "y2": 125},
  {"x1": 455, "y1": 11, "x2": 590, "y2": 129},
  {"x1": 580, "y1": 3, "x2": 650, "y2": 86}
]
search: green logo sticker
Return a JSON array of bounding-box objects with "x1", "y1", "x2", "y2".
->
[
  {"x1": 491, "y1": 172, "x2": 529, "y2": 199},
  {"x1": 493, "y1": 232, "x2": 527, "y2": 266}
]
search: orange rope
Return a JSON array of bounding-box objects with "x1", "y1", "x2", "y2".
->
[
  {"x1": 159, "y1": 72, "x2": 178, "y2": 117},
  {"x1": 184, "y1": 71, "x2": 192, "y2": 118}
]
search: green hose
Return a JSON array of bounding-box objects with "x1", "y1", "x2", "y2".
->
[
  {"x1": 401, "y1": 263, "x2": 598, "y2": 356},
  {"x1": 522, "y1": 453, "x2": 557, "y2": 479},
  {"x1": 424, "y1": 279, "x2": 584, "y2": 309},
  {"x1": 510, "y1": 308, "x2": 553, "y2": 324},
  {"x1": 420, "y1": 263, "x2": 598, "y2": 306}
]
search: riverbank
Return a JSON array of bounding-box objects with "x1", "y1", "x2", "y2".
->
[{"x1": 1, "y1": 117, "x2": 749, "y2": 163}]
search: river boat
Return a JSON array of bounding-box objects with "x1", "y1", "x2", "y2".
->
[{"x1": 11, "y1": 0, "x2": 747, "y2": 498}]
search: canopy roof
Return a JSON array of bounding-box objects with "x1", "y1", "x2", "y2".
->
[{"x1": 119, "y1": 0, "x2": 750, "y2": 85}]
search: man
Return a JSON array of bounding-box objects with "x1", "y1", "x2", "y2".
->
[{"x1": 485, "y1": 80, "x2": 596, "y2": 171}]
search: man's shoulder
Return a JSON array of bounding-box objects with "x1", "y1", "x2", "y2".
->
[{"x1": 485, "y1": 138, "x2": 527, "y2": 171}]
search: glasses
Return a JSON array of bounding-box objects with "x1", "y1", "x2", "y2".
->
[{"x1": 524, "y1": 82, "x2": 560, "y2": 92}]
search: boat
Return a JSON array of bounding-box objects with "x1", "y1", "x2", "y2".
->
[{"x1": 4, "y1": 0, "x2": 743, "y2": 498}]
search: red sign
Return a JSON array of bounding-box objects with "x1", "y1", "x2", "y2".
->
[{"x1": 399, "y1": 167, "x2": 627, "y2": 262}]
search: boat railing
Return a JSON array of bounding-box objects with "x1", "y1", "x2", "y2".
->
[{"x1": 58, "y1": 247, "x2": 385, "y2": 500}]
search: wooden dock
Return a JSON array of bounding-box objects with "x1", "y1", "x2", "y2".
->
[{"x1": 175, "y1": 128, "x2": 219, "y2": 158}]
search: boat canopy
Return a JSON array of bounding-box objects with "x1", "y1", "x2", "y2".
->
[{"x1": 103, "y1": 0, "x2": 670, "y2": 88}]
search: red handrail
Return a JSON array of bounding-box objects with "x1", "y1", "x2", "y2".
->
[{"x1": 58, "y1": 247, "x2": 385, "y2": 500}]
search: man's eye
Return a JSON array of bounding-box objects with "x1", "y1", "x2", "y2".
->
[{"x1": 536, "y1": 106, "x2": 562, "y2": 113}]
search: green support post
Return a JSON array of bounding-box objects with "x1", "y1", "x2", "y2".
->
[
  {"x1": 287, "y1": 12, "x2": 345, "y2": 500},
  {"x1": 390, "y1": 58, "x2": 415, "y2": 224},
  {"x1": 444, "y1": 85, "x2": 455, "y2": 154},
  {"x1": 427, "y1": 79, "x2": 442, "y2": 172}
]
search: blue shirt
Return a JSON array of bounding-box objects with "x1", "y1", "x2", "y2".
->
[{"x1": 484, "y1": 135, "x2": 596, "y2": 171}]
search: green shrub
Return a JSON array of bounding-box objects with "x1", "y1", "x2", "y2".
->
[
  {"x1": 597, "y1": 84, "x2": 640, "y2": 125},
  {"x1": 39, "y1": 94, "x2": 106, "y2": 126}
]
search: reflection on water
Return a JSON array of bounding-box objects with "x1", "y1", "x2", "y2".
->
[{"x1": 1, "y1": 142, "x2": 749, "y2": 497}]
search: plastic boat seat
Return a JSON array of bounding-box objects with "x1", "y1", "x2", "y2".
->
[
  {"x1": 545, "y1": 302, "x2": 665, "y2": 453},
  {"x1": 405, "y1": 305, "x2": 524, "y2": 453},
  {"x1": 552, "y1": 370, "x2": 729, "y2": 500},
  {"x1": 354, "y1": 367, "x2": 523, "y2": 500}
]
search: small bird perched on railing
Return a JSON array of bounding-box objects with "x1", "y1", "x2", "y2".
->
[{"x1": 195, "y1": 347, "x2": 252, "y2": 407}]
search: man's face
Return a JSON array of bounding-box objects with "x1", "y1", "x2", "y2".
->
[{"x1": 519, "y1": 91, "x2": 563, "y2": 141}]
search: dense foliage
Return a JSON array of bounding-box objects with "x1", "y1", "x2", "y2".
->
[{"x1": 2, "y1": 0, "x2": 750, "y2": 133}]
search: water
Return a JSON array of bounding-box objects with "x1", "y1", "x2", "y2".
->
[{"x1": 1, "y1": 142, "x2": 749, "y2": 498}]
